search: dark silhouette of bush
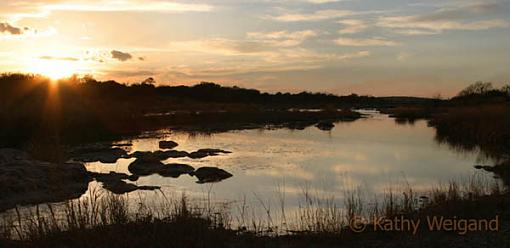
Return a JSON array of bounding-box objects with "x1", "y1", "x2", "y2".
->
[
  {"x1": 451, "y1": 82, "x2": 510, "y2": 105},
  {"x1": 0, "y1": 73, "x2": 388, "y2": 148}
]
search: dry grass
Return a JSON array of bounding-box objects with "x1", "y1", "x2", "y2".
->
[
  {"x1": 0, "y1": 174, "x2": 507, "y2": 247},
  {"x1": 431, "y1": 104, "x2": 510, "y2": 158}
]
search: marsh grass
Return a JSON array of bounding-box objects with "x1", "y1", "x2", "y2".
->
[{"x1": 0, "y1": 174, "x2": 507, "y2": 247}]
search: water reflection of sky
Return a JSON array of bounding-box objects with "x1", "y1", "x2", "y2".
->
[{"x1": 85, "y1": 112, "x2": 493, "y2": 220}]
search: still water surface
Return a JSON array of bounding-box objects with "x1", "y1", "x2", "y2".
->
[{"x1": 83, "y1": 111, "x2": 492, "y2": 217}]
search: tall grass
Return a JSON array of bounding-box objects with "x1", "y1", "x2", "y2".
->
[
  {"x1": 0, "y1": 174, "x2": 506, "y2": 246},
  {"x1": 431, "y1": 104, "x2": 510, "y2": 159}
]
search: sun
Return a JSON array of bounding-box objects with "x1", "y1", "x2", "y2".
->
[{"x1": 28, "y1": 58, "x2": 79, "y2": 80}]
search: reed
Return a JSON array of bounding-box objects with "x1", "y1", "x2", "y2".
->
[{"x1": 0, "y1": 174, "x2": 507, "y2": 247}]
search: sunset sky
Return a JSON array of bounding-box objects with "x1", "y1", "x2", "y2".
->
[{"x1": 1, "y1": 0, "x2": 509, "y2": 96}]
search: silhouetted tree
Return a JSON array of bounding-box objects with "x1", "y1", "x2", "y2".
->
[
  {"x1": 142, "y1": 77, "x2": 156, "y2": 85},
  {"x1": 502, "y1": 85, "x2": 510, "y2": 96},
  {"x1": 458, "y1": 81, "x2": 493, "y2": 97}
]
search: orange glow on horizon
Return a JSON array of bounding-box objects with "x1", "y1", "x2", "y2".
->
[{"x1": 26, "y1": 58, "x2": 79, "y2": 80}]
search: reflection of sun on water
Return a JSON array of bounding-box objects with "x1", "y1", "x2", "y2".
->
[{"x1": 28, "y1": 59, "x2": 79, "y2": 80}]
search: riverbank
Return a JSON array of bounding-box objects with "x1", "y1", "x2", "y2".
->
[
  {"x1": 1, "y1": 177, "x2": 509, "y2": 248},
  {"x1": 1, "y1": 74, "x2": 369, "y2": 149}
]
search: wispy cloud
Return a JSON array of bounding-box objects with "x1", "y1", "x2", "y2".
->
[
  {"x1": 168, "y1": 38, "x2": 273, "y2": 56},
  {"x1": 378, "y1": 3, "x2": 510, "y2": 35},
  {"x1": 162, "y1": 37, "x2": 371, "y2": 78},
  {"x1": 307, "y1": 0, "x2": 343, "y2": 4},
  {"x1": 334, "y1": 37, "x2": 398, "y2": 46},
  {"x1": 39, "y1": 55, "x2": 79, "y2": 61},
  {"x1": 168, "y1": 30, "x2": 319, "y2": 56},
  {"x1": 337, "y1": 19, "x2": 367, "y2": 34},
  {"x1": 44, "y1": 1, "x2": 213, "y2": 13},
  {"x1": 379, "y1": 16, "x2": 509, "y2": 34},
  {"x1": 154, "y1": 49, "x2": 370, "y2": 78},
  {"x1": 269, "y1": 9, "x2": 354, "y2": 22},
  {"x1": 246, "y1": 30, "x2": 318, "y2": 47},
  {"x1": 1, "y1": 0, "x2": 213, "y2": 21}
]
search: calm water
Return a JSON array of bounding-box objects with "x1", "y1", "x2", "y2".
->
[{"x1": 81, "y1": 111, "x2": 493, "y2": 218}]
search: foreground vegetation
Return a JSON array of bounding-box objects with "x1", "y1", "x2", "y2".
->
[
  {"x1": 1, "y1": 174, "x2": 508, "y2": 247},
  {"x1": 384, "y1": 82, "x2": 510, "y2": 156}
]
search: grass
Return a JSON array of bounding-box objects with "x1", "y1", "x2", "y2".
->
[
  {"x1": 1, "y1": 174, "x2": 508, "y2": 247},
  {"x1": 430, "y1": 104, "x2": 510, "y2": 159},
  {"x1": 381, "y1": 103, "x2": 510, "y2": 161}
]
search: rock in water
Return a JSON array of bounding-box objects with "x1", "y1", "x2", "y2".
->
[
  {"x1": 102, "y1": 180, "x2": 160, "y2": 194},
  {"x1": 188, "y1": 148, "x2": 231, "y2": 159},
  {"x1": 196, "y1": 148, "x2": 232, "y2": 154},
  {"x1": 158, "y1": 163, "x2": 195, "y2": 178},
  {"x1": 128, "y1": 155, "x2": 165, "y2": 176},
  {"x1": 191, "y1": 167, "x2": 233, "y2": 183},
  {"x1": 131, "y1": 150, "x2": 189, "y2": 160},
  {"x1": 315, "y1": 121, "x2": 335, "y2": 131},
  {"x1": 159, "y1": 140, "x2": 179, "y2": 149},
  {"x1": 88, "y1": 171, "x2": 159, "y2": 194},
  {"x1": 71, "y1": 147, "x2": 129, "y2": 164}
]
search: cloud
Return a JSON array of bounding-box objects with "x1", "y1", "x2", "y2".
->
[
  {"x1": 246, "y1": 30, "x2": 318, "y2": 47},
  {"x1": 336, "y1": 50, "x2": 370, "y2": 60},
  {"x1": 391, "y1": 29, "x2": 440, "y2": 36},
  {"x1": 44, "y1": 1, "x2": 213, "y2": 13},
  {"x1": 337, "y1": 19, "x2": 367, "y2": 34},
  {"x1": 378, "y1": 3, "x2": 510, "y2": 35},
  {"x1": 104, "y1": 70, "x2": 155, "y2": 78},
  {"x1": 0, "y1": 0, "x2": 213, "y2": 21},
  {"x1": 379, "y1": 16, "x2": 509, "y2": 34},
  {"x1": 111, "y1": 50, "x2": 133, "y2": 61},
  {"x1": 267, "y1": 48, "x2": 370, "y2": 64},
  {"x1": 168, "y1": 30, "x2": 318, "y2": 56},
  {"x1": 169, "y1": 39, "x2": 270, "y2": 55},
  {"x1": 334, "y1": 37, "x2": 399, "y2": 46},
  {"x1": 307, "y1": 0, "x2": 342, "y2": 3},
  {"x1": 0, "y1": 22, "x2": 23, "y2": 35},
  {"x1": 39, "y1": 56, "x2": 79, "y2": 61},
  {"x1": 269, "y1": 9, "x2": 354, "y2": 22},
  {"x1": 163, "y1": 37, "x2": 371, "y2": 78}
]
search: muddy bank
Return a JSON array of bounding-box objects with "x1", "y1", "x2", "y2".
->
[{"x1": 0, "y1": 149, "x2": 90, "y2": 212}]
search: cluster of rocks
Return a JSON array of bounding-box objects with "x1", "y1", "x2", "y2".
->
[
  {"x1": 128, "y1": 151, "x2": 233, "y2": 183},
  {"x1": 69, "y1": 140, "x2": 234, "y2": 192},
  {"x1": 0, "y1": 140, "x2": 235, "y2": 211},
  {"x1": 89, "y1": 161, "x2": 232, "y2": 194},
  {"x1": 0, "y1": 149, "x2": 90, "y2": 212},
  {"x1": 128, "y1": 153, "x2": 195, "y2": 177},
  {"x1": 69, "y1": 140, "x2": 232, "y2": 164},
  {"x1": 69, "y1": 143, "x2": 132, "y2": 164}
]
